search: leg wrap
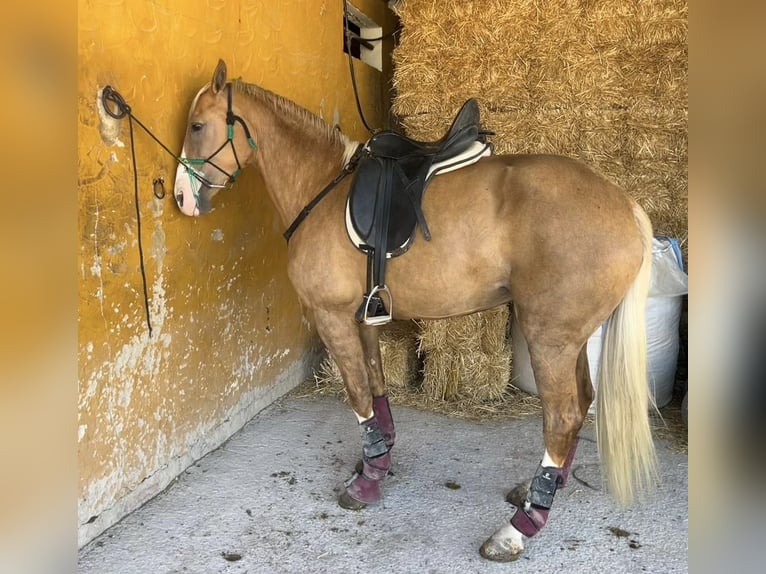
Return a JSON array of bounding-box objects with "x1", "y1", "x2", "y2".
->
[
  {"x1": 360, "y1": 416, "x2": 388, "y2": 459},
  {"x1": 344, "y1": 416, "x2": 392, "y2": 504},
  {"x1": 510, "y1": 505, "x2": 550, "y2": 538},
  {"x1": 508, "y1": 439, "x2": 579, "y2": 538},
  {"x1": 510, "y1": 465, "x2": 565, "y2": 538},
  {"x1": 372, "y1": 395, "x2": 396, "y2": 448},
  {"x1": 559, "y1": 437, "x2": 579, "y2": 487},
  {"x1": 528, "y1": 465, "x2": 563, "y2": 508}
]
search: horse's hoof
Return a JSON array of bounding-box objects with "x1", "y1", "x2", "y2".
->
[
  {"x1": 339, "y1": 471, "x2": 382, "y2": 509},
  {"x1": 338, "y1": 490, "x2": 367, "y2": 511},
  {"x1": 505, "y1": 480, "x2": 531, "y2": 506},
  {"x1": 479, "y1": 526, "x2": 524, "y2": 562},
  {"x1": 479, "y1": 539, "x2": 523, "y2": 562}
]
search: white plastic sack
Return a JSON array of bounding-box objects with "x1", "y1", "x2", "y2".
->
[{"x1": 511, "y1": 237, "x2": 688, "y2": 410}]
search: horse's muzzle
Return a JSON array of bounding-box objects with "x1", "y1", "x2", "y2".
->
[{"x1": 174, "y1": 156, "x2": 202, "y2": 216}]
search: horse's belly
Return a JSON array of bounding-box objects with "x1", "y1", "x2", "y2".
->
[
  {"x1": 386, "y1": 243, "x2": 512, "y2": 320},
  {"x1": 392, "y1": 287, "x2": 512, "y2": 320}
]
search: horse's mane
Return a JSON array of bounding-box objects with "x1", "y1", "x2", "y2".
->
[{"x1": 231, "y1": 79, "x2": 352, "y2": 151}]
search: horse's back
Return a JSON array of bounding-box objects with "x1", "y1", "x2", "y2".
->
[
  {"x1": 389, "y1": 153, "x2": 646, "y2": 325},
  {"x1": 489, "y1": 154, "x2": 644, "y2": 272}
]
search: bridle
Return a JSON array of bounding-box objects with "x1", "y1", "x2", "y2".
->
[{"x1": 181, "y1": 82, "x2": 257, "y2": 189}]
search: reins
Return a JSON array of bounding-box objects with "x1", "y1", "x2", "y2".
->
[
  {"x1": 282, "y1": 2, "x2": 401, "y2": 242},
  {"x1": 283, "y1": 144, "x2": 366, "y2": 243},
  {"x1": 101, "y1": 86, "x2": 188, "y2": 173}
]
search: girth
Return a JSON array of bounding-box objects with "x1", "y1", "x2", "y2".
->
[{"x1": 346, "y1": 98, "x2": 493, "y2": 325}]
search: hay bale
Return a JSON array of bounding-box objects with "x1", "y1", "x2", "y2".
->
[
  {"x1": 417, "y1": 305, "x2": 511, "y2": 403},
  {"x1": 312, "y1": 320, "x2": 420, "y2": 402},
  {"x1": 392, "y1": 0, "x2": 688, "y2": 248},
  {"x1": 311, "y1": 307, "x2": 512, "y2": 408},
  {"x1": 376, "y1": 321, "x2": 421, "y2": 396},
  {"x1": 313, "y1": 354, "x2": 344, "y2": 394}
]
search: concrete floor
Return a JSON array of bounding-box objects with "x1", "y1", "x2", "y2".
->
[{"x1": 78, "y1": 395, "x2": 688, "y2": 573}]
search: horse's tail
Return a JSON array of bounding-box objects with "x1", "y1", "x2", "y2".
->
[{"x1": 596, "y1": 199, "x2": 657, "y2": 506}]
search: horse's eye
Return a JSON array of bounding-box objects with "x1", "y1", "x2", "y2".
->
[{"x1": 191, "y1": 122, "x2": 204, "y2": 132}]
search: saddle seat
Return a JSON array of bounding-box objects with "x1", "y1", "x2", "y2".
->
[
  {"x1": 345, "y1": 98, "x2": 493, "y2": 325},
  {"x1": 365, "y1": 98, "x2": 482, "y2": 160}
]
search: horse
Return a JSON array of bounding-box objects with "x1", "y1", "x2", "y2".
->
[{"x1": 173, "y1": 59, "x2": 657, "y2": 562}]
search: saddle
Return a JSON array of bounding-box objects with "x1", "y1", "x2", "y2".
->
[{"x1": 346, "y1": 98, "x2": 493, "y2": 325}]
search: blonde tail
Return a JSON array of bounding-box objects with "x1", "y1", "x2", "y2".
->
[{"x1": 596, "y1": 201, "x2": 657, "y2": 506}]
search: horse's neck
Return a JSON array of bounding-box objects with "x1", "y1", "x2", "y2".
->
[{"x1": 243, "y1": 90, "x2": 357, "y2": 231}]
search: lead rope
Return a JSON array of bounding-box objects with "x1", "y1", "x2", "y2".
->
[{"x1": 101, "y1": 86, "x2": 173, "y2": 337}]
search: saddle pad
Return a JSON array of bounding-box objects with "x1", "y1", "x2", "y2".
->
[{"x1": 427, "y1": 140, "x2": 492, "y2": 179}]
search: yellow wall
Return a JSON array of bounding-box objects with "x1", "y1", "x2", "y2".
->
[{"x1": 78, "y1": 0, "x2": 395, "y2": 546}]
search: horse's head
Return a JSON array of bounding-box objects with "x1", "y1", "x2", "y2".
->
[{"x1": 174, "y1": 59, "x2": 257, "y2": 216}]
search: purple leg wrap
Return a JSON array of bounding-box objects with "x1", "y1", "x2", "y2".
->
[
  {"x1": 510, "y1": 439, "x2": 579, "y2": 538},
  {"x1": 343, "y1": 415, "x2": 392, "y2": 505},
  {"x1": 509, "y1": 466, "x2": 562, "y2": 538},
  {"x1": 344, "y1": 451, "x2": 391, "y2": 504},
  {"x1": 510, "y1": 505, "x2": 550, "y2": 538},
  {"x1": 372, "y1": 395, "x2": 396, "y2": 448},
  {"x1": 559, "y1": 437, "x2": 579, "y2": 487}
]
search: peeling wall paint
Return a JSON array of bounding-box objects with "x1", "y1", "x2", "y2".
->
[{"x1": 78, "y1": 0, "x2": 395, "y2": 546}]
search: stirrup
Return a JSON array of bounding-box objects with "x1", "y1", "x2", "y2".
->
[{"x1": 356, "y1": 285, "x2": 393, "y2": 326}]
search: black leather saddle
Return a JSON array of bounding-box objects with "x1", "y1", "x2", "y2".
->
[
  {"x1": 346, "y1": 99, "x2": 492, "y2": 325},
  {"x1": 366, "y1": 98, "x2": 483, "y2": 160}
]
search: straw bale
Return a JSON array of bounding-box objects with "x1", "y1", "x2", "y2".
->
[
  {"x1": 312, "y1": 320, "x2": 420, "y2": 402},
  {"x1": 417, "y1": 305, "x2": 511, "y2": 403},
  {"x1": 392, "y1": 1, "x2": 687, "y2": 114},
  {"x1": 311, "y1": 308, "x2": 513, "y2": 408},
  {"x1": 419, "y1": 347, "x2": 511, "y2": 403},
  {"x1": 392, "y1": 0, "x2": 687, "y2": 247},
  {"x1": 377, "y1": 320, "x2": 421, "y2": 394}
]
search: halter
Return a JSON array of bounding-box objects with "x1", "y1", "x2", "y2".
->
[{"x1": 182, "y1": 83, "x2": 257, "y2": 189}]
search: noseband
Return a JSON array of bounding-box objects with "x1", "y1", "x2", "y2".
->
[{"x1": 182, "y1": 83, "x2": 257, "y2": 189}]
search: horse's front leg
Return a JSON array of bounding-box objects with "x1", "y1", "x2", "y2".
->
[
  {"x1": 313, "y1": 309, "x2": 393, "y2": 510},
  {"x1": 359, "y1": 324, "x2": 396, "y2": 449}
]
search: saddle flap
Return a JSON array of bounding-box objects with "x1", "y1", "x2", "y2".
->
[{"x1": 347, "y1": 157, "x2": 419, "y2": 255}]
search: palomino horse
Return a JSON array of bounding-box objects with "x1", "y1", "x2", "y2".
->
[{"x1": 174, "y1": 60, "x2": 656, "y2": 562}]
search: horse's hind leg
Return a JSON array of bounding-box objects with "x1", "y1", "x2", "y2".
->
[
  {"x1": 505, "y1": 342, "x2": 593, "y2": 507},
  {"x1": 576, "y1": 343, "x2": 595, "y2": 418},
  {"x1": 481, "y1": 341, "x2": 585, "y2": 562},
  {"x1": 312, "y1": 309, "x2": 392, "y2": 510}
]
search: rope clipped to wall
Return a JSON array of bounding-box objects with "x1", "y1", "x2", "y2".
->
[{"x1": 100, "y1": 86, "x2": 174, "y2": 338}]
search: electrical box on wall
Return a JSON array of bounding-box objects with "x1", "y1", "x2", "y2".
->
[{"x1": 343, "y1": 3, "x2": 383, "y2": 71}]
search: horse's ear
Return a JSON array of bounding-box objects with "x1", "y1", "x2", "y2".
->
[{"x1": 212, "y1": 59, "x2": 227, "y2": 94}]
